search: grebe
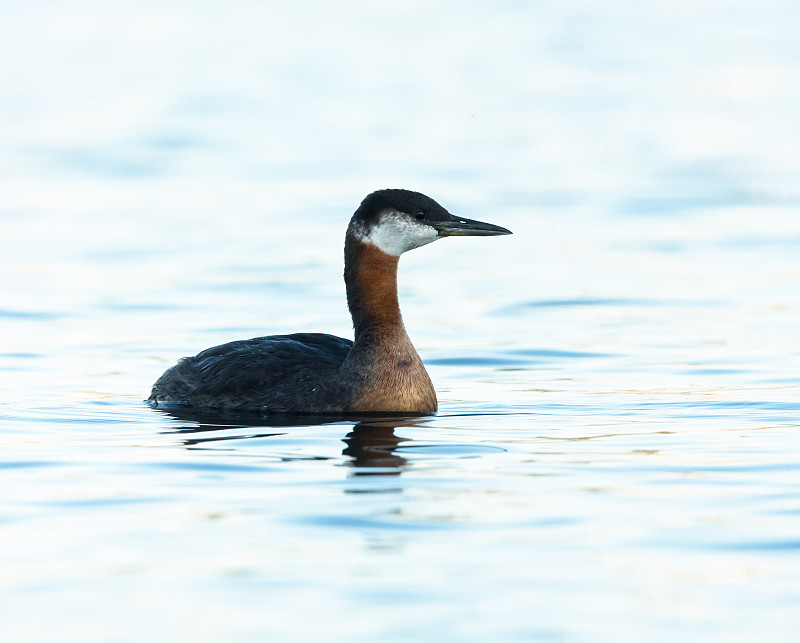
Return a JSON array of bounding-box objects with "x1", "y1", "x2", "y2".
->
[{"x1": 148, "y1": 189, "x2": 511, "y2": 413}]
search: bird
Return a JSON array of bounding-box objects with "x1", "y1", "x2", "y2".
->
[{"x1": 148, "y1": 189, "x2": 511, "y2": 414}]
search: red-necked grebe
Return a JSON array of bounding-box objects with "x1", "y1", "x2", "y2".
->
[{"x1": 148, "y1": 189, "x2": 511, "y2": 413}]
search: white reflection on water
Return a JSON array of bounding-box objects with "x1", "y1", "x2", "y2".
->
[{"x1": 2, "y1": 1, "x2": 800, "y2": 641}]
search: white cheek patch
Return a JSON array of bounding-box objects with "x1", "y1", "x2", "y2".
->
[{"x1": 352, "y1": 210, "x2": 440, "y2": 256}]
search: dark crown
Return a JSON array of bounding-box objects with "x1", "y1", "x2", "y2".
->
[{"x1": 351, "y1": 189, "x2": 452, "y2": 224}]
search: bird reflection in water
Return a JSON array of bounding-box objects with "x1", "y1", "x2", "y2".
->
[
  {"x1": 151, "y1": 406, "x2": 428, "y2": 477},
  {"x1": 341, "y1": 421, "x2": 414, "y2": 475}
]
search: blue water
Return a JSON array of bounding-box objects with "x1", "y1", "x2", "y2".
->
[{"x1": 2, "y1": 2, "x2": 800, "y2": 641}]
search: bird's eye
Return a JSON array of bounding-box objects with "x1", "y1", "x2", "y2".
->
[{"x1": 415, "y1": 211, "x2": 425, "y2": 220}]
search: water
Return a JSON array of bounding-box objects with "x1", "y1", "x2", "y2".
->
[{"x1": 2, "y1": 1, "x2": 800, "y2": 641}]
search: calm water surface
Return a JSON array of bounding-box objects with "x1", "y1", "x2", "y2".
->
[{"x1": 2, "y1": 2, "x2": 800, "y2": 641}]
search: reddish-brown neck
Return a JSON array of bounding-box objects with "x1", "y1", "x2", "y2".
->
[
  {"x1": 342, "y1": 234, "x2": 437, "y2": 413},
  {"x1": 344, "y1": 235, "x2": 405, "y2": 341}
]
